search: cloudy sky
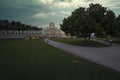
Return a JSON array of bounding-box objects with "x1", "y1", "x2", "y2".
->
[{"x1": 0, "y1": 0, "x2": 120, "y2": 28}]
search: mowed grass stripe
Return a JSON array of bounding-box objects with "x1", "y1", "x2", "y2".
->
[
  {"x1": 52, "y1": 38, "x2": 108, "y2": 47},
  {"x1": 98, "y1": 38, "x2": 120, "y2": 44},
  {"x1": 0, "y1": 39, "x2": 120, "y2": 80}
]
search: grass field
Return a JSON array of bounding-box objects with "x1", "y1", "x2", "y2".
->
[
  {"x1": 0, "y1": 38, "x2": 120, "y2": 80},
  {"x1": 98, "y1": 38, "x2": 120, "y2": 44},
  {"x1": 52, "y1": 38, "x2": 108, "y2": 47}
]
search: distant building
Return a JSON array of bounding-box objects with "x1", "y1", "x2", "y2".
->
[{"x1": 43, "y1": 22, "x2": 62, "y2": 38}]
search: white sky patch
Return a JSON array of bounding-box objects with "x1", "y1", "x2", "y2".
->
[
  {"x1": 110, "y1": 6, "x2": 120, "y2": 10},
  {"x1": 38, "y1": 0, "x2": 54, "y2": 4},
  {"x1": 37, "y1": 0, "x2": 92, "y2": 8},
  {"x1": 34, "y1": 12, "x2": 55, "y2": 18},
  {"x1": 37, "y1": 0, "x2": 120, "y2": 9},
  {"x1": 71, "y1": 0, "x2": 89, "y2": 7},
  {"x1": 92, "y1": 0, "x2": 113, "y2": 7},
  {"x1": 54, "y1": 1, "x2": 72, "y2": 8},
  {"x1": 60, "y1": 11, "x2": 71, "y2": 16},
  {"x1": 40, "y1": 24, "x2": 49, "y2": 28},
  {"x1": 87, "y1": 0, "x2": 120, "y2": 9}
]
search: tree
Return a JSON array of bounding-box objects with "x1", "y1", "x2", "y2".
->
[
  {"x1": 60, "y1": 4, "x2": 105, "y2": 40},
  {"x1": 16, "y1": 21, "x2": 21, "y2": 33},
  {"x1": 87, "y1": 3, "x2": 106, "y2": 24},
  {"x1": 11, "y1": 21, "x2": 16, "y2": 33},
  {"x1": 104, "y1": 10, "x2": 116, "y2": 36},
  {"x1": 60, "y1": 17, "x2": 71, "y2": 35},
  {"x1": 0, "y1": 19, "x2": 42, "y2": 34},
  {"x1": 60, "y1": 3, "x2": 119, "y2": 39},
  {"x1": 87, "y1": 3, "x2": 107, "y2": 37},
  {"x1": 114, "y1": 15, "x2": 120, "y2": 37}
]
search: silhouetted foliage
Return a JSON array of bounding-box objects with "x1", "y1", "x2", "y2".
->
[
  {"x1": 60, "y1": 3, "x2": 120, "y2": 38},
  {"x1": 0, "y1": 20, "x2": 42, "y2": 34}
]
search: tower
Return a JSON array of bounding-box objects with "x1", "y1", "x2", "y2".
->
[{"x1": 49, "y1": 22, "x2": 55, "y2": 28}]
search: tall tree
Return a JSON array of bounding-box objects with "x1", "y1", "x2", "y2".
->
[
  {"x1": 114, "y1": 15, "x2": 120, "y2": 37},
  {"x1": 87, "y1": 3, "x2": 107, "y2": 36},
  {"x1": 0, "y1": 19, "x2": 42, "y2": 34},
  {"x1": 87, "y1": 3, "x2": 106, "y2": 25},
  {"x1": 60, "y1": 3, "x2": 119, "y2": 38},
  {"x1": 104, "y1": 10, "x2": 116, "y2": 36}
]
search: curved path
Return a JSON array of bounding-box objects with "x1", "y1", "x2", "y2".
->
[{"x1": 45, "y1": 39, "x2": 120, "y2": 72}]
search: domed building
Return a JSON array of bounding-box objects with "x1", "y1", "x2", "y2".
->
[{"x1": 43, "y1": 22, "x2": 62, "y2": 38}]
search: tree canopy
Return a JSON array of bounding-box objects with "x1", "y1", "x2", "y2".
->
[
  {"x1": 0, "y1": 19, "x2": 42, "y2": 34},
  {"x1": 60, "y1": 3, "x2": 120, "y2": 37}
]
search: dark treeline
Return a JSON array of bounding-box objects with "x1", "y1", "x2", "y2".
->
[
  {"x1": 0, "y1": 19, "x2": 42, "y2": 34},
  {"x1": 61, "y1": 3, "x2": 120, "y2": 38}
]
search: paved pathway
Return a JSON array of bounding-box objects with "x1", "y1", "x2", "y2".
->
[{"x1": 45, "y1": 39, "x2": 120, "y2": 72}]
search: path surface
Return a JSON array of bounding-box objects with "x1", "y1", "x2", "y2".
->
[{"x1": 45, "y1": 39, "x2": 120, "y2": 72}]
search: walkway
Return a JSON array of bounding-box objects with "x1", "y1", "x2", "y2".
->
[{"x1": 45, "y1": 39, "x2": 120, "y2": 72}]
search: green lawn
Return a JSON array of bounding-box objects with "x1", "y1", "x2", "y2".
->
[
  {"x1": 0, "y1": 38, "x2": 120, "y2": 80},
  {"x1": 52, "y1": 38, "x2": 108, "y2": 47},
  {"x1": 98, "y1": 38, "x2": 120, "y2": 44}
]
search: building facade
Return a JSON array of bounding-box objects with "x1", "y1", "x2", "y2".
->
[{"x1": 44, "y1": 22, "x2": 62, "y2": 38}]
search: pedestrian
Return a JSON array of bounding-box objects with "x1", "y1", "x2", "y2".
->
[
  {"x1": 91, "y1": 32, "x2": 95, "y2": 40},
  {"x1": 47, "y1": 38, "x2": 49, "y2": 44}
]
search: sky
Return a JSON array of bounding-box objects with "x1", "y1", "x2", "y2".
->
[{"x1": 0, "y1": 0, "x2": 120, "y2": 28}]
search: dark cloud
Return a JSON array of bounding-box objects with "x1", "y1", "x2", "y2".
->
[
  {"x1": 0, "y1": 0, "x2": 55, "y2": 26},
  {"x1": 0, "y1": 0, "x2": 120, "y2": 27}
]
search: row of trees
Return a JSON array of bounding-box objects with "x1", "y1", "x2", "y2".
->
[
  {"x1": 0, "y1": 19, "x2": 42, "y2": 34},
  {"x1": 60, "y1": 3, "x2": 120, "y2": 38}
]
